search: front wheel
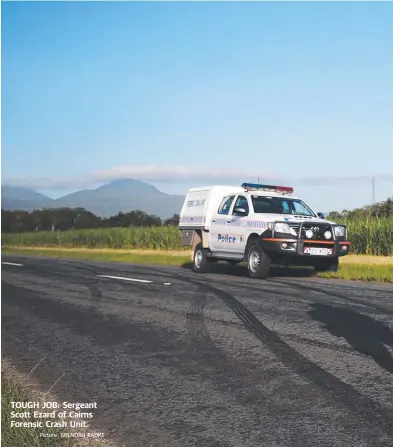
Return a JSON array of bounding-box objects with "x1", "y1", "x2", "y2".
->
[
  {"x1": 314, "y1": 257, "x2": 339, "y2": 272},
  {"x1": 246, "y1": 240, "x2": 271, "y2": 279},
  {"x1": 192, "y1": 243, "x2": 212, "y2": 273}
]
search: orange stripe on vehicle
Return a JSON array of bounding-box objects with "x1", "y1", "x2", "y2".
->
[
  {"x1": 263, "y1": 238, "x2": 349, "y2": 245},
  {"x1": 263, "y1": 238, "x2": 297, "y2": 242},
  {"x1": 303, "y1": 240, "x2": 335, "y2": 244}
]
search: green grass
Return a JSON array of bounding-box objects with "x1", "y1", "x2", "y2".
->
[
  {"x1": 2, "y1": 246, "x2": 189, "y2": 266},
  {"x1": 316, "y1": 262, "x2": 393, "y2": 282},
  {"x1": 2, "y1": 217, "x2": 392, "y2": 255},
  {"x1": 1, "y1": 374, "x2": 75, "y2": 447},
  {"x1": 1, "y1": 226, "x2": 183, "y2": 250},
  {"x1": 333, "y1": 217, "x2": 393, "y2": 256},
  {"x1": 3, "y1": 247, "x2": 392, "y2": 282}
]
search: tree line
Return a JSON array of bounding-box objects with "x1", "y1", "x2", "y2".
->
[
  {"x1": 2, "y1": 196, "x2": 391, "y2": 234},
  {"x1": 1, "y1": 208, "x2": 180, "y2": 233},
  {"x1": 327, "y1": 197, "x2": 393, "y2": 220}
]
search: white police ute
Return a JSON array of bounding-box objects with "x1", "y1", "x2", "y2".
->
[{"x1": 178, "y1": 183, "x2": 351, "y2": 279}]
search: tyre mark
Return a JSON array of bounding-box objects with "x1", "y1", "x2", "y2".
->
[
  {"x1": 153, "y1": 268, "x2": 393, "y2": 436},
  {"x1": 1, "y1": 281, "x2": 182, "y2": 348},
  {"x1": 186, "y1": 274, "x2": 393, "y2": 318},
  {"x1": 185, "y1": 287, "x2": 225, "y2": 362},
  {"x1": 13, "y1": 259, "x2": 103, "y2": 300},
  {"x1": 13, "y1": 262, "x2": 105, "y2": 303},
  {"x1": 272, "y1": 279, "x2": 393, "y2": 317},
  {"x1": 4, "y1": 262, "x2": 393, "y2": 442},
  {"x1": 281, "y1": 334, "x2": 368, "y2": 358},
  {"x1": 186, "y1": 287, "x2": 209, "y2": 345},
  {"x1": 21, "y1": 268, "x2": 369, "y2": 360},
  {"x1": 9, "y1": 262, "x2": 383, "y2": 361}
]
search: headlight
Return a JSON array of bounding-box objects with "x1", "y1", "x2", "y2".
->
[
  {"x1": 274, "y1": 222, "x2": 297, "y2": 236},
  {"x1": 274, "y1": 222, "x2": 291, "y2": 234},
  {"x1": 334, "y1": 226, "x2": 345, "y2": 237}
]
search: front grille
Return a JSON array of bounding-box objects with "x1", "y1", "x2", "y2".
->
[
  {"x1": 335, "y1": 235, "x2": 346, "y2": 241},
  {"x1": 300, "y1": 223, "x2": 333, "y2": 241}
]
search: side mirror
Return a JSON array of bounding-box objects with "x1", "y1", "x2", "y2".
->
[
  {"x1": 317, "y1": 212, "x2": 325, "y2": 219},
  {"x1": 233, "y1": 207, "x2": 247, "y2": 216}
]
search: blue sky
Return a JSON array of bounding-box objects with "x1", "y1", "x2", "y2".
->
[{"x1": 2, "y1": 1, "x2": 393, "y2": 212}]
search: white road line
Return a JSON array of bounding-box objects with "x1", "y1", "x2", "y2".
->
[
  {"x1": 97, "y1": 274, "x2": 153, "y2": 284},
  {"x1": 2, "y1": 262, "x2": 23, "y2": 267},
  {"x1": 164, "y1": 282, "x2": 171, "y2": 285}
]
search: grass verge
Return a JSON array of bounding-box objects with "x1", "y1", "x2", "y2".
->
[
  {"x1": 1, "y1": 374, "x2": 75, "y2": 447},
  {"x1": 2, "y1": 246, "x2": 393, "y2": 283},
  {"x1": 2, "y1": 246, "x2": 189, "y2": 266},
  {"x1": 1, "y1": 359, "x2": 110, "y2": 447},
  {"x1": 316, "y1": 263, "x2": 393, "y2": 282}
]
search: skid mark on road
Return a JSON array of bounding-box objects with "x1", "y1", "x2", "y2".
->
[
  {"x1": 273, "y1": 279, "x2": 393, "y2": 317},
  {"x1": 1, "y1": 281, "x2": 186, "y2": 356},
  {"x1": 152, "y1": 267, "x2": 393, "y2": 437},
  {"x1": 87, "y1": 281, "x2": 104, "y2": 302},
  {"x1": 185, "y1": 287, "x2": 224, "y2": 362},
  {"x1": 4, "y1": 259, "x2": 393, "y2": 438},
  {"x1": 281, "y1": 334, "x2": 369, "y2": 358},
  {"x1": 3, "y1": 260, "x2": 393, "y2": 445},
  {"x1": 6, "y1": 259, "x2": 391, "y2": 364}
]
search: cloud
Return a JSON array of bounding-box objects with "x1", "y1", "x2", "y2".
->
[
  {"x1": 91, "y1": 164, "x2": 281, "y2": 183},
  {"x1": 1, "y1": 177, "x2": 94, "y2": 190},
  {"x1": 294, "y1": 174, "x2": 393, "y2": 186},
  {"x1": 2, "y1": 165, "x2": 282, "y2": 190},
  {"x1": 2, "y1": 165, "x2": 393, "y2": 191}
]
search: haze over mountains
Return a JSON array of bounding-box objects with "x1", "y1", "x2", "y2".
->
[
  {"x1": 2, "y1": 178, "x2": 341, "y2": 217},
  {"x1": 1, "y1": 179, "x2": 185, "y2": 219}
]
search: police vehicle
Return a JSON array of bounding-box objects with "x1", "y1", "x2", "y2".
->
[{"x1": 178, "y1": 183, "x2": 351, "y2": 279}]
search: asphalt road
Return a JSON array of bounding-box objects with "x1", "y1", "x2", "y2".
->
[{"x1": 2, "y1": 255, "x2": 393, "y2": 447}]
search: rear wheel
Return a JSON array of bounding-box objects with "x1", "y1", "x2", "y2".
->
[
  {"x1": 246, "y1": 240, "x2": 271, "y2": 279},
  {"x1": 192, "y1": 243, "x2": 212, "y2": 273},
  {"x1": 313, "y1": 257, "x2": 339, "y2": 272}
]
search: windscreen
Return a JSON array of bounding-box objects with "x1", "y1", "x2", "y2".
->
[{"x1": 251, "y1": 195, "x2": 316, "y2": 217}]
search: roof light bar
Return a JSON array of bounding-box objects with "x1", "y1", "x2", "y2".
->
[
  {"x1": 241, "y1": 183, "x2": 294, "y2": 194},
  {"x1": 275, "y1": 186, "x2": 294, "y2": 193}
]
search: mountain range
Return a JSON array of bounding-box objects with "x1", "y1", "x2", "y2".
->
[
  {"x1": 1, "y1": 179, "x2": 185, "y2": 219},
  {"x1": 1, "y1": 179, "x2": 335, "y2": 218}
]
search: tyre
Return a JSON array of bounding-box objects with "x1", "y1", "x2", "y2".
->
[
  {"x1": 314, "y1": 257, "x2": 339, "y2": 272},
  {"x1": 246, "y1": 240, "x2": 271, "y2": 279},
  {"x1": 192, "y1": 243, "x2": 212, "y2": 273}
]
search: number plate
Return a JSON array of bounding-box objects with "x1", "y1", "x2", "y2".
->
[{"x1": 304, "y1": 247, "x2": 333, "y2": 256}]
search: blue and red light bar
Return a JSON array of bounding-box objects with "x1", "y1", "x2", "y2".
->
[{"x1": 241, "y1": 183, "x2": 294, "y2": 194}]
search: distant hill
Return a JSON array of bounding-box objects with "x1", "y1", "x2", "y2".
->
[
  {"x1": 1, "y1": 179, "x2": 184, "y2": 219},
  {"x1": 1, "y1": 186, "x2": 55, "y2": 211}
]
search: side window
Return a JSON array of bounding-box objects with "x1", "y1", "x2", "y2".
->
[
  {"x1": 233, "y1": 195, "x2": 249, "y2": 215},
  {"x1": 252, "y1": 197, "x2": 274, "y2": 213},
  {"x1": 281, "y1": 200, "x2": 290, "y2": 214},
  {"x1": 218, "y1": 195, "x2": 235, "y2": 215}
]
